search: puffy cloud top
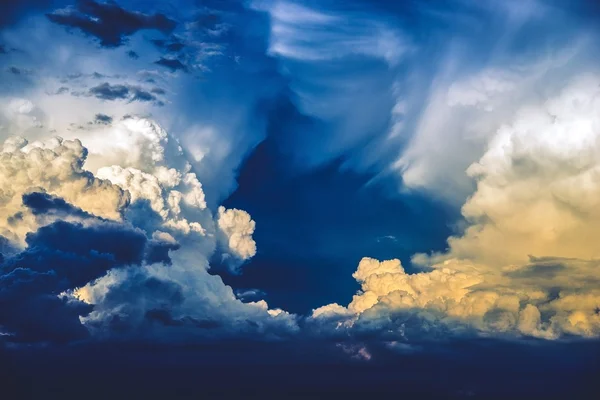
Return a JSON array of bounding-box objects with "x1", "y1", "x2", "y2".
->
[
  {"x1": 216, "y1": 206, "x2": 257, "y2": 271},
  {"x1": 0, "y1": 135, "x2": 128, "y2": 242}
]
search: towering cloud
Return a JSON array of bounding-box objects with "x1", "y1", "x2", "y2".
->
[
  {"x1": 0, "y1": 116, "x2": 295, "y2": 343},
  {"x1": 312, "y1": 75, "x2": 600, "y2": 341}
]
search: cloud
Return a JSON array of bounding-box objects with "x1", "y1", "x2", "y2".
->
[
  {"x1": 0, "y1": 114, "x2": 297, "y2": 344},
  {"x1": 260, "y1": 1, "x2": 406, "y2": 65},
  {"x1": 0, "y1": 195, "x2": 175, "y2": 342},
  {"x1": 235, "y1": 288, "x2": 266, "y2": 301},
  {"x1": 450, "y1": 74, "x2": 600, "y2": 265},
  {"x1": 250, "y1": 0, "x2": 407, "y2": 171},
  {"x1": 46, "y1": 0, "x2": 176, "y2": 47},
  {"x1": 88, "y1": 82, "x2": 160, "y2": 104},
  {"x1": 154, "y1": 57, "x2": 188, "y2": 72},
  {"x1": 89, "y1": 83, "x2": 129, "y2": 100},
  {"x1": 22, "y1": 191, "x2": 97, "y2": 220},
  {"x1": 93, "y1": 113, "x2": 113, "y2": 125},
  {"x1": 310, "y1": 76, "x2": 600, "y2": 341},
  {"x1": 7, "y1": 66, "x2": 31, "y2": 76},
  {"x1": 3, "y1": 0, "x2": 599, "y2": 355},
  {"x1": 0, "y1": 136, "x2": 129, "y2": 242},
  {"x1": 216, "y1": 206, "x2": 257, "y2": 273}
]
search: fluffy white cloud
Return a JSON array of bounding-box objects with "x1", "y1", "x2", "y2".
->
[
  {"x1": 86, "y1": 117, "x2": 212, "y2": 240},
  {"x1": 68, "y1": 117, "x2": 280, "y2": 335},
  {"x1": 216, "y1": 205, "x2": 257, "y2": 272},
  {"x1": 0, "y1": 135, "x2": 128, "y2": 242}
]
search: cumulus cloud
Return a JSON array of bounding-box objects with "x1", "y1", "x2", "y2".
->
[
  {"x1": 311, "y1": 76, "x2": 600, "y2": 341},
  {"x1": 0, "y1": 113, "x2": 293, "y2": 344},
  {"x1": 216, "y1": 206, "x2": 257, "y2": 272},
  {"x1": 0, "y1": 135, "x2": 128, "y2": 242}
]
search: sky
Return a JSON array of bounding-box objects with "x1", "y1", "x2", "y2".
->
[{"x1": 0, "y1": 0, "x2": 600, "y2": 398}]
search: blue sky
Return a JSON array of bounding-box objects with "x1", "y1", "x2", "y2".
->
[{"x1": 1, "y1": 0, "x2": 600, "y2": 398}]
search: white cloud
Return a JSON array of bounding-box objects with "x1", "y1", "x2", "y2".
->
[
  {"x1": 0, "y1": 112, "x2": 290, "y2": 340},
  {"x1": 261, "y1": 1, "x2": 407, "y2": 65},
  {"x1": 216, "y1": 206, "x2": 257, "y2": 272},
  {"x1": 0, "y1": 135, "x2": 128, "y2": 242}
]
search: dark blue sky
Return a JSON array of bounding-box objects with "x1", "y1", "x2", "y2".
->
[{"x1": 219, "y1": 109, "x2": 456, "y2": 313}]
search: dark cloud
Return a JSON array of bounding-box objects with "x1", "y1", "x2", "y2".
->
[
  {"x1": 82, "y1": 271, "x2": 186, "y2": 335},
  {"x1": 7, "y1": 212, "x2": 24, "y2": 226},
  {"x1": 130, "y1": 87, "x2": 155, "y2": 102},
  {"x1": 126, "y1": 50, "x2": 139, "y2": 59},
  {"x1": 88, "y1": 82, "x2": 160, "y2": 104},
  {"x1": 89, "y1": 82, "x2": 129, "y2": 100},
  {"x1": 0, "y1": 194, "x2": 178, "y2": 343},
  {"x1": 7, "y1": 66, "x2": 28, "y2": 75},
  {"x1": 22, "y1": 191, "x2": 96, "y2": 219},
  {"x1": 47, "y1": 0, "x2": 177, "y2": 48},
  {"x1": 94, "y1": 113, "x2": 113, "y2": 124},
  {"x1": 0, "y1": 220, "x2": 145, "y2": 342},
  {"x1": 144, "y1": 238, "x2": 180, "y2": 266},
  {"x1": 154, "y1": 57, "x2": 188, "y2": 72},
  {"x1": 17, "y1": 221, "x2": 148, "y2": 280}
]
